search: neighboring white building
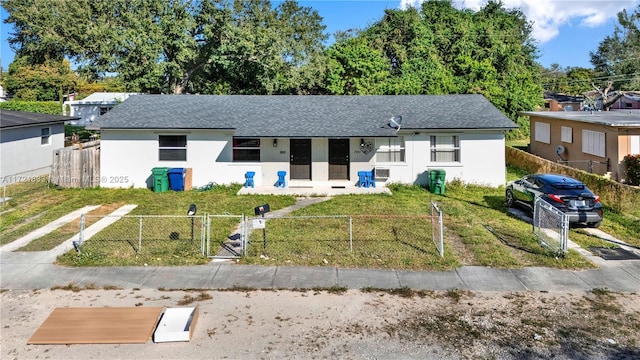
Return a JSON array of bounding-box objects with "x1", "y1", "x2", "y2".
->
[
  {"x1": 0, "y1": 85, "x2": 8, "y2": 102},
  {"x1": 64, "y1": 92, "x2": 137, "y2": 126},
  {"x1": 1, "y1": 110, "x2": 79, "y2": 184},
  {"x1": 89, "y1": 94, "x2": 517, "y2": 190}
]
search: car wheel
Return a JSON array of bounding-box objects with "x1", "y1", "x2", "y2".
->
[
  {"x1": 588, "y1": 221, "x2": 601, "y2": 228},
  {"x1": 505, "y1": 189, "x2": 515, "y2": 208}
]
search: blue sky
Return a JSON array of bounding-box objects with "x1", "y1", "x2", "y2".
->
[{"x1": 1, "y1": 0, "x2": 637, "y2": 71}]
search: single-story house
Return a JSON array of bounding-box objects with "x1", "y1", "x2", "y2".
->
[
  {"x1": 1, "y1": 110, "x2": 79, "y2": 184},
  {"x1": 522, "y1": 111, "x2": 640, "y2": 182},
  {"x1": 543, "y1": 91, "x2": 584, "y2": 111},
  {"x1": 64, "y1": 92, "x2": 138, "y2": 126},
  {"x1": 610, "y1": 93, "x2": 640, "y2": 111},
  {"x1": 88, "y1": 94, "x2": 517, "y2": 190}
]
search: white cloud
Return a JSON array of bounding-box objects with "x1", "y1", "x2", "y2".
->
[{"x1": 399, "y1": 0, "x2": 637, "y2": 43}]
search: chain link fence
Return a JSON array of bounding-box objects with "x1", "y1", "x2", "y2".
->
[
  {"x1": 75, "y1": 207, "x2": 445, "y2": 265},
  {"x1": 533, "y1": 197, "x2": 568, "y2": 256},
  {"x1": 243, "y1": 212, "x2": 444, "y2": 266},
  {"x1": 76, "y1": 214, "x2": 206, "y2": 265}
]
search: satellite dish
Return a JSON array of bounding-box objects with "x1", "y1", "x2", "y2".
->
[
  {"x1": 389, "y1": 115, "x2": 402, "y2": 130},
  {"x1": 556, "y1": 145, "x2": 566, "y2": 155}
]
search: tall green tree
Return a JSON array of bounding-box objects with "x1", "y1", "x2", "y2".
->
[
  {"x1": 4, "y1": 56, "x2": 77, "y2": 101},
  {"x1": 2, "y1": 0, "x2": 327, "y2": 94},
  {"x1": 590, "y1": 4, "x2": 640, "y2": 91},
  {"x1": 324, "y1": 0, "x2": 542, "y2": 137}
]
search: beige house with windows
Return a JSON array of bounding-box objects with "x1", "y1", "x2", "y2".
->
[
  {"x1": 88, "y1": 94, "x2": 517, "y2": 190},
  {"x1": 522, "y1": 111, "x2": 640, "y2": 182}
]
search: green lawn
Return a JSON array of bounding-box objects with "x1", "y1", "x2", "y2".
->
[{"x1": 1, "y1": 166, "x2": 635, "y2": 270}]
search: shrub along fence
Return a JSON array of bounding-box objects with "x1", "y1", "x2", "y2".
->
[{"x1": 506, "y1": 146, "x2": 640, "y2": 213}]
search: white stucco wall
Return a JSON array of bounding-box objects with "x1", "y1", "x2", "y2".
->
[
  {"x1": 67, "y1": 104, "x2": 110, "y2": 126},
  {"x1": 99, "y1": 130, "x2": 507, "y2": 189},
  {"x1": 0, "y1": 124, "x2": 65, "y2": 184}
]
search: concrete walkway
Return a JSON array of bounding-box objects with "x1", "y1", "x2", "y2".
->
[
  {"x1": 0, "y1": 205, "x2": 100, "y2": 252},
  {"x1": 1, "y1": 203, "x2": 639, "y2": 293}
]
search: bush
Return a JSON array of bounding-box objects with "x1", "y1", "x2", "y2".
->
[
  {"x1": 0, "y1": 100, "x2": 61, "y2": 114},
  {"x1": 623, "y1": 154, "x2": 640, "y2": 186}
]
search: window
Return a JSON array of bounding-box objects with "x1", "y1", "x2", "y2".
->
[
  {"x1": 534, "y1": 122, "x2": 550, "y2": 144},
  {"x1": 430, "y1": 135, "x2": 460, "y2": 162},
  {"x1": 233, "y1": 138, "x2": 260, "y2": 162},
  {"x1": 561, "y1": 126, "x2": 572, "y2": 143},
  {"x1": 99, "y1": 106, "x2": 112, "y2": 115},
  {"x1": 375, "y1": 137, "x2": 405, "y2": 162},
  {"x1": 631, "y1": 135, "x2": 639, "y2": 155},
  {"x1": 582, "y1": 130, "x2": 605, "y2": 157},
  {"x1": 41, "y1": 127, "x2": 51, "y2": 145},
  {"x1": 159, "y1": 135, "x2": 187, "y2": 161}
]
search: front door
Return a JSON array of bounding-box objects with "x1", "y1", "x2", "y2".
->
[
  {"x1": 329, "y1": 139, "x2": 349, "y2": 180},
  {"x1": 290, "y1": 139, "x2": 311, "y2": 180}
]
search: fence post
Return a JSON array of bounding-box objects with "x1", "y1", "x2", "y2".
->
[
  {"x1": 78, "y1": 213, "x2": 86, "y2": 245},
  {"x1": 138, "y1": 215, "x2": 143, "y2": 253},
  {"x1": 243, "y1": 214, "x2": 247, "y2": 257},
  {"x1": 201, "y1": 214, "x2": 206, "y2": 254},
  {"x1": 349, "y1": 216, "x2": 353, "y2": 252}
]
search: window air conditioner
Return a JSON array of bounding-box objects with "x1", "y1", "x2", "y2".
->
[{"x1": 374, "y1": 168, "x2": 390, "y2": 179}]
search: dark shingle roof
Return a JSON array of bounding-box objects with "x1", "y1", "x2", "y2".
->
[
  {"x1": 89, "y1": 94, "x2": 517, "y2": 136},
  {"x1": 0, "y1": 110, "x2": 78, "y2": 129}
]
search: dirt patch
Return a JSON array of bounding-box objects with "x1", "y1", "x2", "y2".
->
[
  {"x1": 445, "y1": 227, "x2": 477, "y2": 265},
  {"x1": 2, "y1": 287, "x2": 638, "y2": 359}
]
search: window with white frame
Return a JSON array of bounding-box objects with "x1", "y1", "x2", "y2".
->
[
  {"x1": 561, "y1": 126, "x2": 572, "y2": 143},
  {"x1": 233, "y1": 138, "x2": 261, "y2": 162},
  {"x1": 375, "y1": 137, "x2": 405, "y2": 162},
  {"x1": 534, "y1": 122, "x2": 550, "y2": 144},
  {"x1": 40, "y1": 127, "x2": 51, "y2": 145},
  {"x1": 430, "y1": 135, "x2": 460, "y2": 162},
  {"x1": 582, "y1": 130, "x2": 605, "y2": 157},
  {"x1": 158, "y1": 135, "x2": 187, "y2": 161}
]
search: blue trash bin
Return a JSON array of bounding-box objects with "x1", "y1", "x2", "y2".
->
[{"x1": 168, "y1": 168, "x2": 186, "y2": 191}]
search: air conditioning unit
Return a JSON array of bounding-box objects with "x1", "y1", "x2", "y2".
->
[{"x1": 374, "y1": 167, "x2": 390, "y2": 179}]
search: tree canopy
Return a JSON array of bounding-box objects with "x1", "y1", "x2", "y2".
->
[
  {"x1": 324, "y1": 1, "x2": 543, "y2": 136},
  {"x1": 590, "y1": 4, "x2": 640, "y2": 91},
  {"x1": 3, "y1": 0, "x2": 327, "y2": 94}
]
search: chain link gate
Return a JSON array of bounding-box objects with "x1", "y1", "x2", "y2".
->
[
  {"x1": 206, "y1": 214, "x2": 247, "y2": 259},
  {"x1": 533, "y1": 197, "x2": 569, "y2": 256}
]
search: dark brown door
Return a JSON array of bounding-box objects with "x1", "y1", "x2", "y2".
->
[
  {"x1": 290, "y1": 139, "x2": 311, "y2": 180},
  {"x1": 329, "y1": 139, "x2": 349, "y2": 180}
]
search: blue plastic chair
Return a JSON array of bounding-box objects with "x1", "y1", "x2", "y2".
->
[
  {"x1": 367, "y1": 170, "x2": 376, "y2": 188},
  {"x1": 276, "y1": 171, "x2": 286, "y2": 188},
  {"x1": 245, "y1": 171, "x2": 255, "y2": 188},
  {"x1": 357, "y1": 171, "x2": 368, "y2": 188}
]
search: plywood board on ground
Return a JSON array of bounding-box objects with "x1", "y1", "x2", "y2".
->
[
  {"x1": 153, "y1": 305, "x2": 199, "y2": 343},
  {"x1": 28, "y1": 307, "x2": 163, "y2": 344}
]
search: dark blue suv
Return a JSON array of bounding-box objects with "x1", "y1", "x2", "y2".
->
[{"x1": 506, "y1": 173, "x2": 603, "y2": 228}]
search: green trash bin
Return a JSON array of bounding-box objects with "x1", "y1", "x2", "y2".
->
[
  {"x1": 151, "y1": 167, "x2": 170, "y2": 193},
  {"x1": 429, "y1": 169, "x2": 446, "y2": 195}
]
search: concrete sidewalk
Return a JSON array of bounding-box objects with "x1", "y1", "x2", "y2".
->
[{"x1": 0, "y1": 259, "x2": 639, "y2": 292}]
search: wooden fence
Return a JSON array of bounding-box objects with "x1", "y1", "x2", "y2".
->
[{"x1": 50, "y1": 141, "x2": 100, "y2": 188}]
